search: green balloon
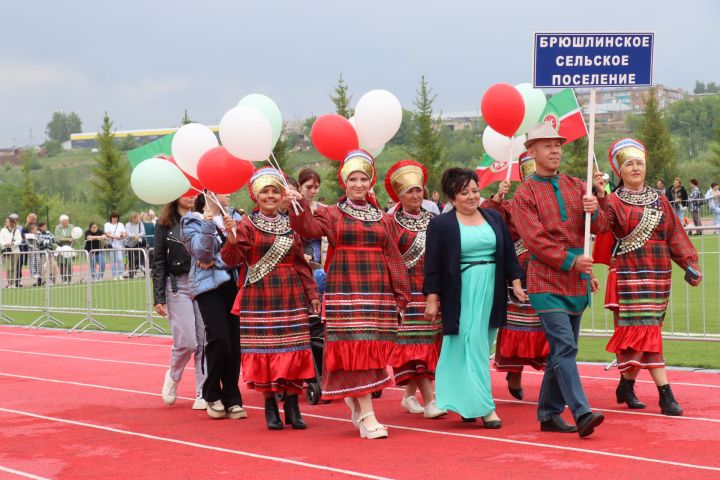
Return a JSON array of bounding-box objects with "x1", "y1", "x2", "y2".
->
[
  {"x1": 131, "y1": 158, "x2": 190, "y2": 205},
  {"x1": 238, "y1": 94, "x2": 283, "y2": 148}
]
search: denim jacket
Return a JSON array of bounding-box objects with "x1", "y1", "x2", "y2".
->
[{"x1": 181, "y1": 212, "x2": 232, "y2": 298}]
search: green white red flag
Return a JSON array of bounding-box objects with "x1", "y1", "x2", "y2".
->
[
  {"x1": 476, "y1": 153, "x2": 520, "y2": 190},
  {"x1": 539, "y1": 88, "x2": 587, "y2": 143}
]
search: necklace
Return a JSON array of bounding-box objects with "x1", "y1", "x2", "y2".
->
[
  {"x1": 346, "y1": 198, "x2": 370, "y2": 210},
  {"x1": 257, "y1": 211, "x2": 280, "y2": 222},
  {"x1": 617, "y1": 185, "x2": 658, "y2": 206},
  {"x1": 402, "y1": 208, "x2": 422, "y2": 219}
]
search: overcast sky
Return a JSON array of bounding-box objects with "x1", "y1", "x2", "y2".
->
[{"x1": 1, "y1": 0, "x2": 717, "y2": 146}]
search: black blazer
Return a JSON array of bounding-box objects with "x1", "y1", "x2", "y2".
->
[{"x1": 423, "y1": 208, "x2": 524, "y2": 335}]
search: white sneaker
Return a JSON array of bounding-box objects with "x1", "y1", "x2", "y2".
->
[
  {"x1": 192, "y1": 397, "x2": 207, "y2": 410},
  {"x1": 206, "y1": 400, "x2": 226, "y2": 419},
  {"x1": 423, "y1": 400, "x2": 448, "y2": 419},
  {"x1": 161, "y1": 370, "x2": 178, "y2": 405},
  {"x1": 225, "y1": 404, "x2": 247, "y2": 419},
  {"x1": 400, "y1": 395, "x2": 424, "y2": 414}
]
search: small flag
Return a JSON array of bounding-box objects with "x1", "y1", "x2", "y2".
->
[
  {"x1": 539, "y1": 89, "x2": 587, "y2": 144},
  {"x1": 476, "y1": 153, "x2": 520, "y2": 191}
]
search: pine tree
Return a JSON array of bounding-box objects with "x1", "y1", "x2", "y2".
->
[
  {"x1": 20, "y1": 149, "x2": 43, "y2": 215},
  {"x1": 90, "y1": 112, "x2": 131, "y2": 218},
  {"x1": 637, "y1": 87, "x2": 677, "y2": 184},
  {"x1": 181, "y1": 110, "x2": 193, "y2": 125},
  {"x1": 410, "y1": 76, "x2": 446, "y2": 191},
  {"x1": 330, "y1": 74, "x2": 352, "y2": 118}
]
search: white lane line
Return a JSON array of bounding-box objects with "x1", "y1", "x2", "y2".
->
[
  {"x1": 0, "y1": 465, "x2": 50, "y2": 480},
  {"x1": 515, "y1": 369, "x2": 720, "y2": 389},
  {"x1": 0, "y1": 349, "x2": 178, "y2": 370},
  {"x1": 2, "y1": 372, "x2": 720, "y2": 473},
  {"x1": 2, "y1": 348, "x2": 719, "y2": 422},
  {"x1": 3, "y1": 342, "x2": 719, "y2": 390},
  {"x1": 0, "y1": 407, "x2": 391, "y2": 480},
  {"x1": 0, "y1": 330, "x2": 168, "y2": 348},
  {"x1": 0, "y1": 466, "x2": 50, "y2": 480}
]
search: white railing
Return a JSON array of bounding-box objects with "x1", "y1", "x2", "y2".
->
[{"x1": 0, "y1": 248, "x2": 166, "y2": 336}]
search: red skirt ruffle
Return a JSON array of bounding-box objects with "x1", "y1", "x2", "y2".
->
[
  {"x1": 606, "y1": 325, "x2": 663, "y2": 354},
  {"x1": 497, "y1": 329, "x2": 549, "y2": 359},
  {"x1": 241, "y1": 350, "x2": 315, "y2": 386},
  {"x1": 325, "y1": 340, "x2": 395, "y2": 372},
  {"x1": 388, "y1": 342, "x2": 440, "y2": 371}
]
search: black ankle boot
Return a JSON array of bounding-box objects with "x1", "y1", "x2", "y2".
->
[
  {"x1": 658, "y1": 384, "x2": 683, "y2": 416},
  {"x1": 616, "y1": 376, "x2": 646, "y2": 409},
  {"x1": 284, "y1": 394, "x2": 307, "y2": 430},
  {"x1": 265, "y1": 396, "x2": 283, "y2": 430},
  {"x1": 506, "y1": 372, "x2": 524, "y2": 400}
]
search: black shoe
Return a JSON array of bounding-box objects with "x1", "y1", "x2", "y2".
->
[
  {"x1": 461, "y1": 416, "x2": 477, "y2": 423},
  {"x1": 658, "y1": 384, "x2": 683, "y2": 416},
  {"x1": 616, "y1": 376, "x2": 646, "y2": 409},
  {"x1": 283, "y1": 394, "x2": 307, "y2": 430},
  {"x1": 481, "y1": 417, "x2": 502, "y2": 429},
  {"x1": 576, "y1": 412, "x2": 604, "y2": 438},
  {"x1": 540, "y1": 415, "x2": 578, "y2": 433},
  {"x1": 264, "y1": 396, "x2": 283, "y2": 430},
  {"x1": 506, "y1": 372, "x2": 524, "y2": 400}
]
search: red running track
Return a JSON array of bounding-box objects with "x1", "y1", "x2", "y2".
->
[{"x1": 0, "y1": 325, "x2": 719, "y2": 480}]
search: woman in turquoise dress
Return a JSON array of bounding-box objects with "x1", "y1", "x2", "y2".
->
[{"x1": 424, "y1": 168, "x2": 526, "y2": 428}]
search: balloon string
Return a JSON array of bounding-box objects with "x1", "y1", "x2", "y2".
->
[{"x1": 268, "y1": 152, "x2": 303, "y2": 214}]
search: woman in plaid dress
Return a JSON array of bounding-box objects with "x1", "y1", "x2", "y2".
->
[
  {"x1": 384, "y1": 160, "x2": 445, "y2": 419},
  {"x1": 603, "y1": 138, "x2": 702, "y2": 416},
  {"x1": 288, "y1": 150, "x2": 411, "y2": 439},
  {"x1": 221, "y1": 168, "x2": 319, "y2": 430},
  {"x1": 480, "y1": 154, "x2": 549, "y2": 401}
]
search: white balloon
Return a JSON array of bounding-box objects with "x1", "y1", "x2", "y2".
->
[
  {"x1": 171, "y1": 123, "x2": 219, "y2": 178},
  {"x1": 219, "y1": 106, "x2": 273, "y2": 162},
  {"x1": 354, "y1": 89, "x2": 402, "y2": 150},
  {"x1": 71, "y1": 226, "x2": 83, "y2": 240},
  {"x1": 482, "y1": 126, "x2": 526, "y2": 162},
  {"x1": 514, "y1": 83, "x2": 548, "y2": 136}
]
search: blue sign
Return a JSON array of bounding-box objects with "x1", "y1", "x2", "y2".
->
[{"x1": 533, "y1": 33, "x2": 654, "y2": 88}]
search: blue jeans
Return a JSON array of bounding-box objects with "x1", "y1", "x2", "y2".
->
[
  {"x1": 89, "y1": 251, "x2": 106, "y2": 280},
  {"x1": 109, "y1": 249, "x2": 124, "y2": 277},
  {"x1": 536, "y1": 312, "x2": 592, "y2": 422}
]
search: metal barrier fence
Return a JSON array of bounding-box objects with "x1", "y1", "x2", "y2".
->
[
  {"x1": 0, "y1": 248, "x2": 166, "y2": 336},
  {"x1": 584, "y1": 225, "x2": 720, "y2": 341},
  {"x1": 2, "y1": 228, "x2": 718, "y2": 342}
]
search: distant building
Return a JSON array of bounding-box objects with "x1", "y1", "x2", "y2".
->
[
  {"x1": 575, "y1": 84, "x2": 686, "y2": 127},
  {"x1": 70, "y1": 126, "x2": 220, "y2": 149},
  {"x1": 439, "y1": 111, "x2": 481, "y2": 131}
]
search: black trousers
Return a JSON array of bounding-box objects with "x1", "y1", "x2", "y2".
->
[
  {"x1": 195, "y1": 280, "x2": 242, "y2": 407},
  {"x1": 57, "y1": 256, "x2": 72, "y2": 283}
]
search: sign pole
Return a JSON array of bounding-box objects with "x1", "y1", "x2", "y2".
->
[{"x1": 583, "y1": 88, "x2": 596, "y2": 256}]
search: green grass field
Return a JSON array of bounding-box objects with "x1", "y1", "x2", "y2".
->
[{"x1": 2, "y1": 235, "x2": 719, "y2": 368}]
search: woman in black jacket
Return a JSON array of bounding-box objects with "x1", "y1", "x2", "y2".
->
[
  {"x1": 153, "y1": 193, "x2": 207, "y2": 410},
  {"x1": 423, "y1": 168, "x2": 526, "y2": 429}
]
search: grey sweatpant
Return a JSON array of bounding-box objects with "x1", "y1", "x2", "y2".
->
[{"x1": 166, "y1": 274, "x2": 206, "y2": 398}]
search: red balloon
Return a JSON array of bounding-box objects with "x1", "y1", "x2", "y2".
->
[
  {"x1": 480, "y1": 83, "x2": 525, "y2": 137},
  {"x1": 166, "y1": 155, "x2": 204, "y2": 197},
  {"x1": 196, "y1": 147, "x2": 254, "y2": 194},
  {"x1": 311, "y1": 114, "x2": 359, "y2": 162}
]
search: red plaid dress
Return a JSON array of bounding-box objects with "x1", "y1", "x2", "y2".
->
[
  {"x1": 482, "y1": 198, "x2": 548, "y2": 372},
  {"x1": 387, "y1": 208, "x2": 442, "y2": 385},
  {"x1": 220, "y1": 214, "x2": 317, "y2": 394},
  {"x1": 291, "y1": 197, "x2": 410, "y2": 399},
  {"x1": 512, "y1": 173, "x2": 609, "y2": 314},
  {"x1": 603, "y1": 188, "x2": 699, "y2": 372}
]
